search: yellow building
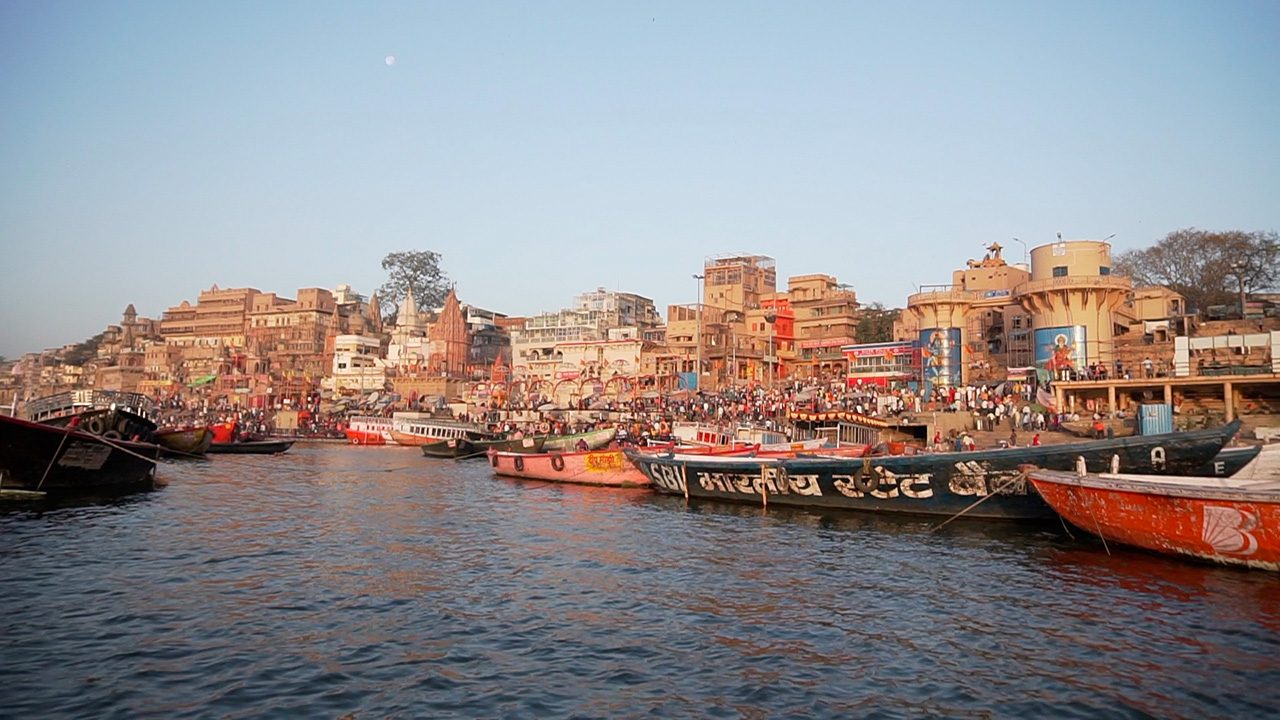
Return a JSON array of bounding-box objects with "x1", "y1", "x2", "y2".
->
[
  {"x1": 788, "y1": 274, "x2": 859, "y2": 381},
  {"x1": 904, "y1": 238, "x2": 1180, "y2": 387}
]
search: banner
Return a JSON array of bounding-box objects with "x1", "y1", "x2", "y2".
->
[
  {"x1": 1034, "y1": 326, "x2": 1087, "y2": 374},
  {"x1": 919, "y1": 328, "x2": 962, "y2": 392}
]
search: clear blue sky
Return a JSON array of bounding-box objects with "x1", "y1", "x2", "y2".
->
[{"x1": 2, "y1": 1, "x2": 1277, "y2": 358}]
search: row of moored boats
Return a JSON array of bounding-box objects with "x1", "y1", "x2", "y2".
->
[
  {"x1": 0, "y1": 391, "x2": 293, "y2": 499},
  {"x1": 408, "y1": 418, "x2": 1279, "y2": 573}
]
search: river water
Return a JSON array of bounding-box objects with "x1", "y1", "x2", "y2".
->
[{"x1": 2, "y1": 444, "x2": 1277, "y2": 719}]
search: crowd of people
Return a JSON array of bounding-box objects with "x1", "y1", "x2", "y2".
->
[{"x1": 145, "y1": 374, "x2": 1093, "y2": 450}]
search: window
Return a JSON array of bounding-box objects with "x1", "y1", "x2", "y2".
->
[
  {"x1": 1099, "y1": 266, "x2": 1111, "y2": 275},
  {"x1": 1052, "y1": 266, "x2": 1068, "y2": 277}
]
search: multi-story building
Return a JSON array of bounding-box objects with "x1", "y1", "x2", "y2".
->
[
  {"x1": 160, "y1": 285, "x2": 261, "y2": 349},
  {"x1": 900, "y1": 238, "x2": 1178, "y2": 390},
  {"x1": 573, "y1": 287, "x2": 661, "y2": 331},
  {"x1": 461, "y1": 303, "x2": 510, "y2": 371},
  {"x1": 787, "y1": 274, "x2": 860, "y2": 381},
  {"x1": 702, "y1": 254, "x2": 777, "y2": 311},
  {"x1": 510, "y1": 308, "x2": 597, "y2": 373},
  {"x1": 325, "y1": 334, "x2": 387, "y2": 394}
]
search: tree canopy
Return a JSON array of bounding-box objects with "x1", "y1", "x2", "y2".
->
[
  {"x1": 856, "y1": 302, "x2": 899, "y2": 344},
  {"x1": 378, "y1": 250, "x2": 450, "y2": 322},
  {"x1": 1113, "y1": 228, "x2": 1279, "y2": 313}
]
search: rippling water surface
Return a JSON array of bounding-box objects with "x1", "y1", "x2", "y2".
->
[{"x1": 2, "y1": 444, "x2": 1278, "y2": 719}]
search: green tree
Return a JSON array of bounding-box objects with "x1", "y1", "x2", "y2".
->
[
  {"x1": 856, "y1": 302, "x2": 899, "y2": 344},
  {"x1": 378, "y1": 250, "x2": 450, "y2": 322},
  {"x1": 1113, "y1": 228, "x2": 1279, "y2": 313}
]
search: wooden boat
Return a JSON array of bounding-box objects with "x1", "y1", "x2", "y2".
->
[
  {"x1": 0, "y1": 414, "x2": 161, "y2": 496},
  {"x1": 1028, "y1": 463, "x2": 1280, "y2": 571},
  {"x1": 389, "y1": 412, "x2": 489, "y2": 447},
  {"x1": 488, "y1": 447, "x2": 649, "y2": 487},
  {"x1": 343, "y1": 415, "x2": 393, "y2": 445},
  {"x1": 540, "y1": 427, "x2": 617, "y2": 452},
  {"x1": 626, "y1": 420, "x2": 1242, "y2": 521},
  {"x1": 421, "y1": 436, "x2": 545, "y2": 459},
  {"x1": 154, "y1": 426, "x2": 215, "y2": 457},
  {"x1": 38, "y1": 406, "x2": 157, "y2": 443},
  {"x1": 1194, "y1": 445, "x2": 1262, "y2": 477},
  {"x1": 207, "y1": 439, "x2": 295, "y2": 455}
]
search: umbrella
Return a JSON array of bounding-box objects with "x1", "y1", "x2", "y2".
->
[
  {"x1": 538, "y1": 402, "x2": 559, "y2": 411},
  {"x1": 640, "y1": 391, "x2": 660, "y2": 399}
]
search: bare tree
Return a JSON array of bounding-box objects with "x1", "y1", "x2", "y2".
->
[{"x1": 1113, "y1": 228, "x2": 1279, "y2": 313}]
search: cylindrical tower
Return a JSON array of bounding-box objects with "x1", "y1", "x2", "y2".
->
[
  {"x1": 1015, "y1": 240, "x2": 1132, "y2": 376},
  {"x1": 905, "y1": 287, "x2": 976, "y2": 390}
]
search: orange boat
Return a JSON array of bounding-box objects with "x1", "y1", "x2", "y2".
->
[
  {"x1": 1029, "y1": 462, "x2": 1280, "y2": 571},
  {"x1": 488, "y1": 448, "x2": 650, "y2": 487}
]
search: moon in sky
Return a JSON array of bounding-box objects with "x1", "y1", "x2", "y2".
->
[{"x1": 385, "y1": 55, "x2": 395, "y2": 66}]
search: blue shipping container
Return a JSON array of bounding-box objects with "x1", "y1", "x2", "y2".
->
[{"x1": 1138, "y1": 403, "x2": 1174, "y2": 435}]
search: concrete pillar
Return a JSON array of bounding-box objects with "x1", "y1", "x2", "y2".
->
[
  {"x1": 1107, "y1": 384, "x2": 1117, "y2": 414},
  {"x1": 1163, "y1": 383, "x2": 1172, "y2": 403},
  {"x1": 1224, "y1": 380, "x2": 1235, "y2": 422}
]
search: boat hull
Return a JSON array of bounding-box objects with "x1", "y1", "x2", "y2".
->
[
  {"x1": 207, "y1": 440, "x2": 295, "y2": 454},
  {"x1": 0, "y1": 415, "x2": 160, "y2": 494},
  {"x1": 1194, "y1": 445, "x2": 1262, "y2": 477},
  {"x1": 345, "y1": 429, "x2": 389, "y2": 446},
  {"x1": 627, "y1": 421, "x2": 1242, "y2": 521},
  {"x1": 155, "y1": 427, "x2": 214, "y2": 456},
  {"x1": 423, "y1": 436, "x2": 546, "y2": 459},
  {"x1": 541, "y1": 428, "x2": 617, "y2": 452},
  {"x1": 1029, "y1": 469, "x2": 1280, "y2": 571},
  {"x1": 489, "y1": 448, "x2": 649, "y2": 487}
]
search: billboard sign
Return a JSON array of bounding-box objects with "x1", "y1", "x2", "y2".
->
[
  {"x1": 1034, "y1": 325, "x2": 1087, "y2": 375},
  {"x1": 919, "y1": 328, "x2": 962, "y2": 392}
]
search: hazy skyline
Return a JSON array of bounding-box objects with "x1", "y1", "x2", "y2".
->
[{"x1": 2, "y1": 1, "x2": 1277, "y2": 358}]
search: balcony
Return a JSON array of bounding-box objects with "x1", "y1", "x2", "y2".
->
[
  {"x1": 1014, "y1": 275, "x2": 1133, "y2": 298},
  {"x1": 907, "y1": 288, "x2": 980, "y2": 306}
]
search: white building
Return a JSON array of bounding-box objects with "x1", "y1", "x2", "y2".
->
[{"x1": 325, "y1": 334, "x2": 388, "y2": 393}]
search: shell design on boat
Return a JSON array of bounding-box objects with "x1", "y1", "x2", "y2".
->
[{"x1": 1201, "y1": 505, "x2": 1259, "y2": 556}]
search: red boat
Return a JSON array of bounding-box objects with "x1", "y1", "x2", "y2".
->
[
  {"x1": 343, "y1": 415, "x2": 393, "y2": 446},
  {"x1": 1029, "y1": 458, "x2": 1280, "y2": 571}
]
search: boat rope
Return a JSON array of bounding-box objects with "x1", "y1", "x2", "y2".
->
[
  {"x1": 91, "y1": 434, "x2": 162, "y2": 466},
  {"x1": 35, "y1": 429, "x2": 73, "y2": 491},
  {"x1": 930, "y1": 469, "x2": 1030, "y2": 533}
]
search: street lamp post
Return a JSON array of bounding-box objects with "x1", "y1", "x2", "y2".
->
[
  {"x1": 692, "y1": 274, "x2": 705, "y2": 390},
  {"x1": 1011, "y1": 237, "x2": 1028, "y2": 266}
]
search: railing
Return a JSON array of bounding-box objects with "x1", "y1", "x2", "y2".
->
[
  {"x1": 24, "y1": 390, "x2": 155, "y2": 422},
  {"x1": 907, "y1": 288, "x2": 980, "y2": 306},
  {"x1": 1014, "y1": 275, "x2": 1133, "y2": 297},
  {"x1": 1198, "y1": 364, "x2": 1274, "y2": 377}
]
